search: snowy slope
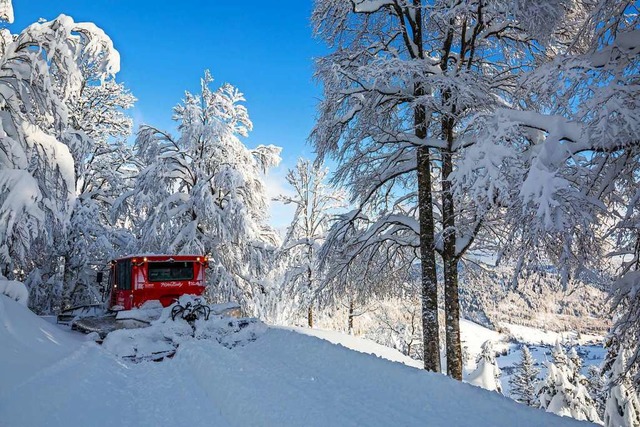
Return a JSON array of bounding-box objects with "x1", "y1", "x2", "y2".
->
[
  {"x1": 460, "y1": 318, "x2": 508, "y2": 366},
  {"x1": 0, "y1": 296, "x2": 593, "y2": 427},
  {"x1": 288, "y1": 319, "x2": 506, "y2": 372},
  {"x1": 0, "y1": 294, "x2": 83, "y2": 395},
  {"x1": 284, "y1": 325, "x2": 424, "y2": 368},
  {"x1": 499, "y1": 322, "x2": 602, "y2": 346}
]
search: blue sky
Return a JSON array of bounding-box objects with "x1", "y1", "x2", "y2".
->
[{"x1": 13, "y1": 0, "x2": 326, "y2": 228}]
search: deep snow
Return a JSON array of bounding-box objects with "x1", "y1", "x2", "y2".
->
[{"x1": 0, "y1": 295, "x2": 594, "y2": 426}]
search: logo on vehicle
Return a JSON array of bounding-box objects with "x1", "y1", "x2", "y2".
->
[{"x1": 160, "y1": 281, "x2": 184, "y2": 287}]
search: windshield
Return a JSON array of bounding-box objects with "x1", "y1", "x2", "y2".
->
[{"x1": 148, "y1": 262, "x2": 194, "y2": 282}]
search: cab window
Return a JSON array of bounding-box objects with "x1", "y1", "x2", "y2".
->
[
  {"x1": 148, "y1": 262, "x2": 194, "y2": 282},
  {"x1": 116, "y1": 259, "x2": 132, "y2": 290}
]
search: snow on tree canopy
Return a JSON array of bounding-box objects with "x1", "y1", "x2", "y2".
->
[
  {"x1": 466, "y1": 340, "x2": 503, "y2": 394},
  {"x1": 604, "y1": 347, "x2": 640, "y2": 427},
  {"x1": 537, "y1": 343, "x2": 602, "y2": 423},
  {"x1": 310, "y1": 0, "x2": 596, "y2": 379},
  {"x1": 129, "y1": 71, "x2": 281, "y2": 311},
  {"x1": 0, "y1": 0, "x2": 12, "y2": 24},
  {"x1": 0, "y1": 14, "x2": 122, "y2": 279}
]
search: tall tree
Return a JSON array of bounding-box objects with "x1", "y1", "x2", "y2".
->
[
  {"x1": 311, "y1": 0, "x2": 443, "y2": 372},
  {"x1": 276, "y1": 158, "x2": 344, "y2": 327},
  {"x1": 587, "y1": 365, "x2": 607, "y2": 420},
  {"x1": 54, "y1": 62, "x2": 136, "y2": 310},
  {"x1": 0, "y1": 13, "x2": 120, "y2": 312},
  {"x1": 129, "y1": 71, "x2": 281, "y2": 310},
  {"x1": 311, "y1": 0, "x2": 576, "y2": 378}
]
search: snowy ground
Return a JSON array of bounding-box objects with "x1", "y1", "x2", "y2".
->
[
  {"x1": 0, "y1": 295, "x2": 595, "y2": 426},
  {"x1": 498, "y1": 322, "x2": 603, "y2": 347},
  {"x1": 295, "y1": 317, "x2": 606, "y2": 400},
  {"x1": 284, "y1": 325, "x2": 424, "y2": 368}
]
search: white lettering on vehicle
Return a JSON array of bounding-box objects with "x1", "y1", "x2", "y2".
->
[{"x1": 160, "y1": 282, "x2": 189, "y2": 287}]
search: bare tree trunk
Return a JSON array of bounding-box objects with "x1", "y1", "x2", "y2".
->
[
  {"x1": 442, "y1": 134, "x2": 462, "y2": 380},
  {"x1": 410, "y1": 0, "x2": 441, "y2": 374},
  {"x1": 416, "y1": 107, "x2": 441, "y2": 373},
  {"x1": 307, "y1": 264, "x2": 313, "y2": 328},
  {"x1": 61, "y1": 254, "x2": 74, "y2": 309},
  {"x1": 348, "y1": 300, "x2": 354, "y2": 334},
  {"x1": 437, "y1": 16, "x2": 463, "y2": 380}
]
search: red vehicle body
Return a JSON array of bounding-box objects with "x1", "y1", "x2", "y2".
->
[{"x1": 108, "y1": 255, "x2": 208, "y2": 311}]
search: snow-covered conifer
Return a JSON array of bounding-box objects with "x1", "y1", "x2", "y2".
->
[
  {"x1": 467, "y1": 340, "x2": 502, "y2": 394},
  {"x1": 568, "y1": 348, "x2": 584, "y2": 383},
  {"x1": 587, "y1": 364, "x2": 607, "y2": 420},
  {"x1": 509, "y1": 346, "x2": 540, "y2": 406},
  {"x1": 610, "y1": 271, "x2": 640, "y2": 386},
  {"x1": 603, "y1": 347, "x2": 640, "y2": 427},
  {"x1": 537, "y1": 343, "x2": 601, "y2": 423}
]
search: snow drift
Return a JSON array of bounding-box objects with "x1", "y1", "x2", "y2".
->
[
  {"x1": 0, "y1": 294, "x2": 81, "y2": 396},
  {"x1": 0, "y1": 278, "x2": 28, "y2": 305}
]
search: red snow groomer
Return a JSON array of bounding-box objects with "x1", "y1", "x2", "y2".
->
[
  {"x1": 107, "y1": 254, "x2": 208, "y2": 311},
  {"x1": 57, "y1": 254, "x2": 240, "y2": 338}
]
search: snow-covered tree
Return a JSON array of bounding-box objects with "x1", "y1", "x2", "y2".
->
[
  {"x1": 369, "y1": 294, "x2": 424, "y2": 361},
  {"x1": 491, "y1": 0, "x2": 640, "y2": 393},
  {"x1": 604, "y1": 347, "x2": 640, "y2": 427},
  {"x1": 478, "y1": 1, "x2": 638, "y2": 281},
  {"x1": 129, "y1": 71, "x2": 281, "y2": 311},
  {"x1": 537, "y1": 343, "x2": 601, "y2": 423},
  {"x1": 311, "y1": 0, "x2": 588, "y2": 378},
  {"x1": 0, "y1": 10, "x2": 135, "y2": 312},
  {"x1": 509, "y1": 346, "x2": 540, "y2": 406},
  {"x1": 587, "y1": 364, "x2": 607, "y2": 420},
  {"x1": 55, "y1": 70, "x2": 136, "y2": 308},
  {"x1": 276, "y1": 158, "x2": 344, "y2": 327},
  {"x1": 0, "y1": 13, "x2": 120, "y2": 310},
  {"x1": 467, "y1": 340, "x2": 502, "y2": 394},
  {"x1": 610, "y1": 271, "x2": 640, "y2": 386},
  {"x1": 0, "y1": 0, "x2": 12, "y2": 24},
  {"x1": 569, "y1": 348, "x2": 584, "y2": 381}
]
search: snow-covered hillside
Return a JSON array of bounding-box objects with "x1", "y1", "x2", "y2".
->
[{"x1": 0, "y1": 295, "x2": 594, "y2": 427}]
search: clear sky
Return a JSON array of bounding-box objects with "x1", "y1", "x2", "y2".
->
[{"x1": 12, "y1": 0, "x2": 326, "y2": 228}]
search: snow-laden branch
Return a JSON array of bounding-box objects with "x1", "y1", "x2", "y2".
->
[{"x1": 351, "y1": 0, "x2": 394, "y2": 14}]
